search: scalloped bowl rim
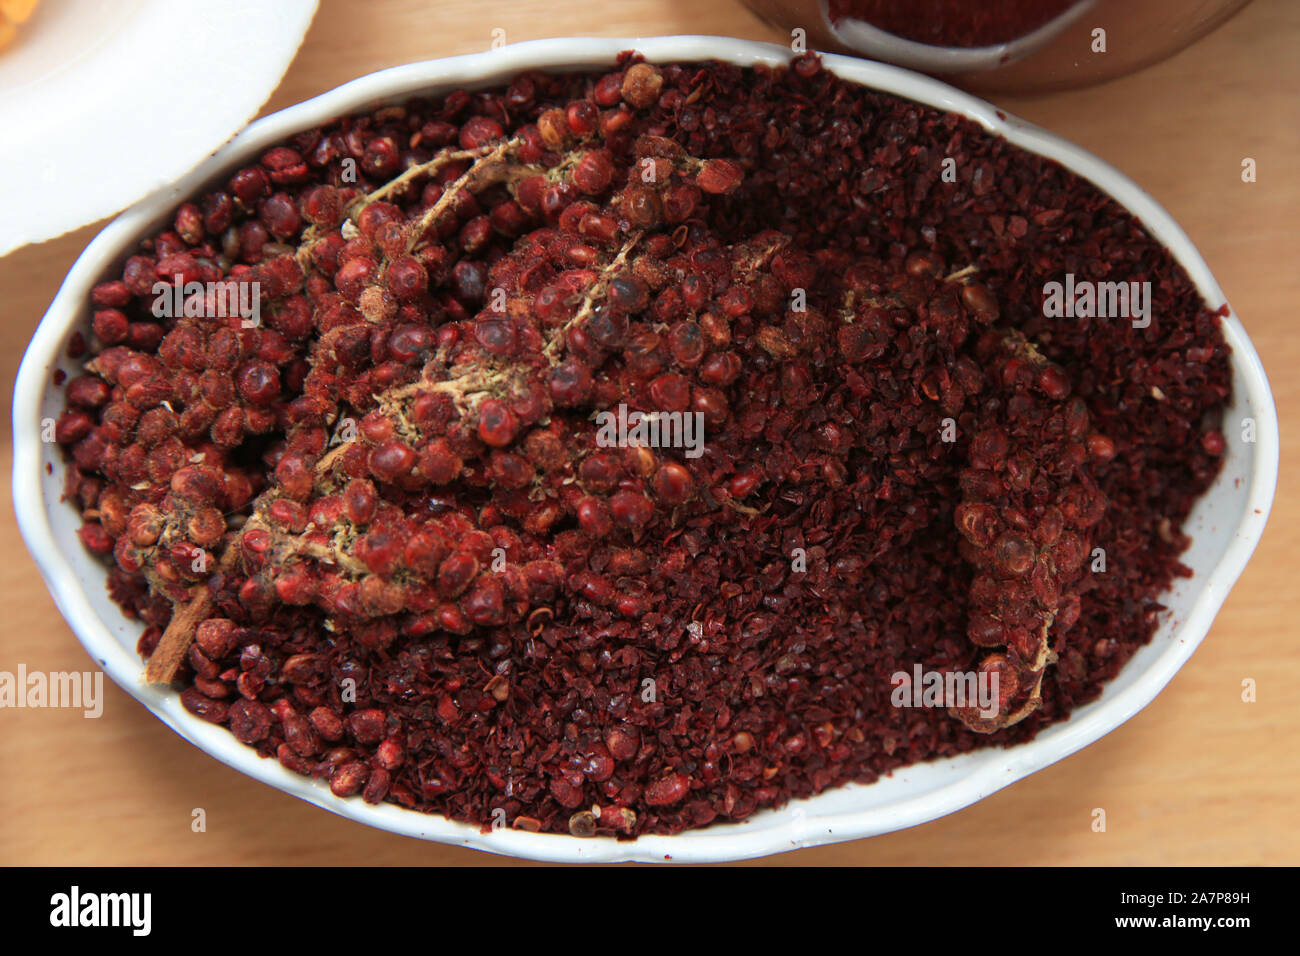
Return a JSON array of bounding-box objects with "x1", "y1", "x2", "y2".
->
[{"x1": 11, "y1": 36, "x2": 1278, "y2": 863}]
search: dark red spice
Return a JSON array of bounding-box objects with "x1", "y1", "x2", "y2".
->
[
  {"x1": 827, "y1": 0, "x2": 1079, "y2": 48},
  {"x1": 57, "y1": 53, "x2": 1230, "y2": 839}
]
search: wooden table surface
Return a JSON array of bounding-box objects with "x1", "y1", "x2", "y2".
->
[{"x1": 1, "y1": 0, "x2": 1295, "y2": 866}]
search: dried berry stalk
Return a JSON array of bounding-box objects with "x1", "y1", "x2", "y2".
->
[
  {"x1": 951, "y1": 328, "x2": 1109, "y2": 732},
  {"x1": 837, "y1": 258, "x2": 1112, "y2": 731},
  {"x1": 238, "y1": 188, "x2": 792, "y2": 639},
  {"x1": 143, "y1": 111, "x2": 747, "y2": 674},
  {"x1": 129, "y1": 96, "x2": 612, "y2": 670}
]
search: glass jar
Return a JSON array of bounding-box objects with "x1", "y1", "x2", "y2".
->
[{"x1": 741, "y1": 0, "x2": 1254, "y2": 94}]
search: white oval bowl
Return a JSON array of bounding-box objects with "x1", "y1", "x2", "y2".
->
[{"x1": 12, "y1": 36, "x2": 1278, "y2": 863}]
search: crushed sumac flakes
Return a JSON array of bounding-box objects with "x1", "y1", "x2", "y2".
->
[{"x1": 57, "y1": 52, "x2": 1230, "y2": 838}]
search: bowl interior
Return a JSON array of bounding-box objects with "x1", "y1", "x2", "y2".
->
[{"x1": 13, "y1": 37, "x2": 1277, "y2": 863}]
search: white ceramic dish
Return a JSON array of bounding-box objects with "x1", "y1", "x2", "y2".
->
[
  {"x1": 0, "y1": 0, "x2": 318, "y2": 257},
  {"x1": 12, "y1": 36, "x2": 1277, "y2": 863}
]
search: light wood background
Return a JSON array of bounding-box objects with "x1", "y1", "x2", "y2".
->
[{"x1": 1, "y1": 0, "x2": 1295, "y2": 866}]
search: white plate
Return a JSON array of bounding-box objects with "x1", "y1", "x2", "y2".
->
[
  {"x1": 11, "y1": 36, "x2": 1278, "y2": 863},
  {"x1": 0, "y1": 0, "x2": 318, "y2": 257}
]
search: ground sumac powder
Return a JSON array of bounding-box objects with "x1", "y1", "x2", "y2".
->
[
  {"x1": 58, "y1": 52, "x2": 1230, "y2": 838},
  {"x1": 827, "y1": 0, "x2": 1080, "y2": 47}
]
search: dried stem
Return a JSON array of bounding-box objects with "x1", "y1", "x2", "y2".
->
[
  {"x1": 408, "y1": 138, "x2": 523, "y2": 252},
  {"x1": 543, "y1": 232, "x2": 643, "y2": 363},
  {"x1": 144, "y1": 543, "x2": 238, "y2": 684},
  {"x1": 296, "y1": 142, "x2": 510, "y2": 268},
  {"x1": 361, "y1": 145, "x2": 497, "y2": 215}
]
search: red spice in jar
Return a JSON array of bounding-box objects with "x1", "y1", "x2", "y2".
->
[
  {"x1": 56, "y1": 52, "x2": 1230, "y2": 838},
  {"x1": 827, "y1": 0, "x2": 1079, "y2": 48}
]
